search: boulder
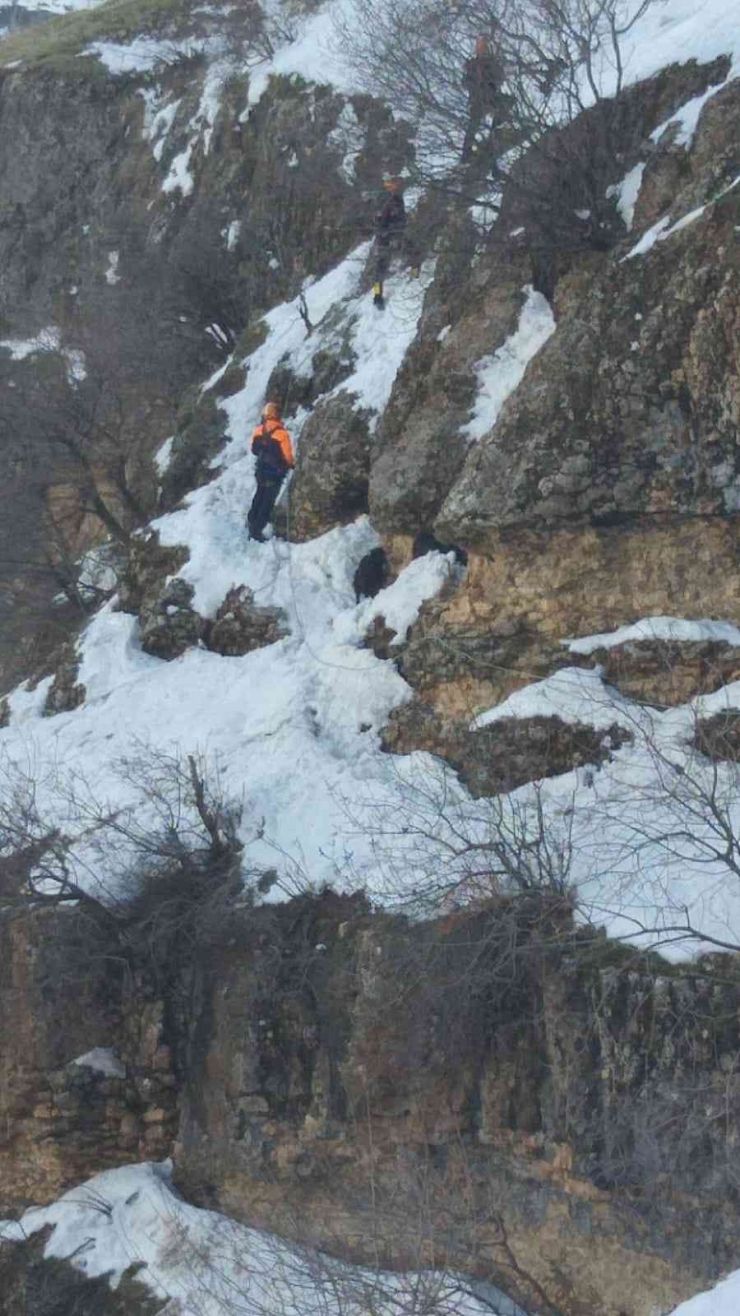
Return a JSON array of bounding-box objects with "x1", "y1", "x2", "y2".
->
[
  {"x1": 287, "y1": 391, "x2": 374, "y2": 542},
  {"x1": 693, "y1": 710, "x2": 740, "y2": 762},
  {"x1": 138, "y1": 578, "x2": 206, "y2": 662},
  {"x1": 207, "y1": 585, "x2": 289, "y2": 656}
]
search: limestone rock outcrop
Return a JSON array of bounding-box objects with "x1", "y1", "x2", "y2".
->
[
  {"x1": 0, "y1": 910, "x2": 177, "y2": 1214},
  {"x1": 169, "y1": 893, "x2": 740, "y2": 1316},
  {"x1": 3, "y1": 888, "x2": 740, "y2": 1316},
  {"x1": 436, "y1": 81, "x2": 740, "y2": 549}
]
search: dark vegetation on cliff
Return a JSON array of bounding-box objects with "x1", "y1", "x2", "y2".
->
[{"x1": 0, "y1": 1228, "x2": 164, "y2": 1316}]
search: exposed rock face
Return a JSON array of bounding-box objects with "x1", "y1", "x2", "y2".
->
[
  {"x1": 207, "y1": 585, "x2": 289, "y2": 656},
  {"x1": 437, "y1": 80, "x2": 740, "y2": 548},
  {"x1": 42, "y1": 645, "x2": 86, "y2": 717},
  {"x1": 288, "y1": 392, "x2": 373, "y2": 542},
  {"x1": 395, "y1": 525, "x2": 740, "y2": 719},
  {"x1": 171, "y1": 893, "x2": 740, "y2": 1316},
  {"x1": 367, "y1": 61, "x2": 737, "y2": 550},
  {"x1": 0, "y1": 910, "x2": 177, "y2": 1213},
  {"x1": 369, "y1": 257, "x2": 531, "y2": 534},
  {"x1": 571, "y1": 637, "x2": 740, "y2": 707},
  {"x1": 4, "y1": 892, "x2": 740, "y2": 1316},
  {"x1": 381, "y1": 702, "x2": 631, "y2": 796},
  {"x1": 116, "y1": 533, "x2": 188, "y2": 618},
  {"x1": 159, "y1": 388, "x2": 234, "y2": 511}
]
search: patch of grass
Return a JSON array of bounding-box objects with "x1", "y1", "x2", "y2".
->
[{"x1": 0, "y1": 0, "x2": 196, "y2": 72}]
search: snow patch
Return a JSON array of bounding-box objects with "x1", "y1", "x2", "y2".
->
[
  {"x1": 473, "y1": 667, "x2": 638, "y2": 734},
  {"x1": 139, "y1": 89, "x2": 182, "y2": 163},
  {"x1": 242, "y1": 4, "x2": 359, "y2": 113},
  {"x1": 463, "y1": 286, "x2": 556, "y2": 442},
  {"x1": 607, "y1": 161, "x2": 645, "y2": 231},
  {"x1": 333, "y1": 552, "x2": 459, "y2": 650},
  {"x1": 162, "y1": 141, "x2": 195, "y2": 196},
  {"x1": 0, "y1": 1162, "x2": 518, "y2": 1315},
  {"x1": 84, "y1": 37, "x2": 206, "y2": 74},
  {"x1": 0, "y1": 325, "x2": 86, "y2": 384},
  {"x1": 154, "y1": 435, "x2": 175, "y2": 475},
  {"x1": 666, "y1": 1268, "x2": 740, "y2": 1316},
  {"x1": 105, "y1": 250, "x2": 121, "y2": 285},
  {"x1": 224, "y1": 219, "x2": 241, "y2": 251},
  {"x1": 328, "y1": 100, "x2": 365, "y2": 182},
  {"x1": 566, "y1": 617, "x2": 740, "y2": 655},
  {"x1": 72, "y1": 1047, "x2": 126, "y2": 1078}
]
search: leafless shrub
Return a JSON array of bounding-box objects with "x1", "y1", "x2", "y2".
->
[
  {"x1": 142, "y1": 1194, "x2": 534, "y2": 1316},
  {"x1": 0, "y1": 746, "x2": 270, "y2": 983},
  {"x1": 338, "y1": 756, "x2": 576, "y2": 917}
]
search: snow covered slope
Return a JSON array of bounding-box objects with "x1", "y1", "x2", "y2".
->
[
  {"x1": 0, "y1": 1162, "x2": 525, "y2": 1316},
  {"x1": 0, "y1": 251, "x2": 462, "y2": 908},
  {"x1": 666, "y1": 1268, "x2": 740, "y2": 1316},
  {"x1": 3, "y1": 245, "x2": 740, "y2": 957}
]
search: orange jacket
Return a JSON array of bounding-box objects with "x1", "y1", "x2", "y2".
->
[{"x1": 251, "y1": 417, "x2": 294, "y2": 475}]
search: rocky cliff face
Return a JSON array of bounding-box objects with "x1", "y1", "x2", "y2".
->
[
  {"x1": 3, "y1": 894, "x2": 740, "y2": 1316},
  {"x1": 2, "y1": 4, "x2": 740, "y2": 1314},
  {"x1": 0, "y1": 909, "x2": 177, "y2": 1214}
]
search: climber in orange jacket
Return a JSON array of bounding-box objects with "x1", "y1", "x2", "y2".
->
[{"x1": 247, "y1": 402, "x2": 294, "y2": 542}]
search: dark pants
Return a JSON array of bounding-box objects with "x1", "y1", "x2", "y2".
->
[
  {"x1": 462, "y1": 92, "x2": 515, "y2": 164},
  {"x1": 374, "y1": 229, "x2": 407, "y2": 285},
  {"x1": 248, "y1": 472, "x2": 283, "y2": 539}
]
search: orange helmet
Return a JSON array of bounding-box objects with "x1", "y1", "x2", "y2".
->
[{"x1": 262, "y1": 401, "x2": 280, "y2": 420}]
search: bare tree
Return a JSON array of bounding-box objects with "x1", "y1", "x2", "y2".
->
[{"x1": 336, "y1": 0, "x2": 653, "y2": 248}]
